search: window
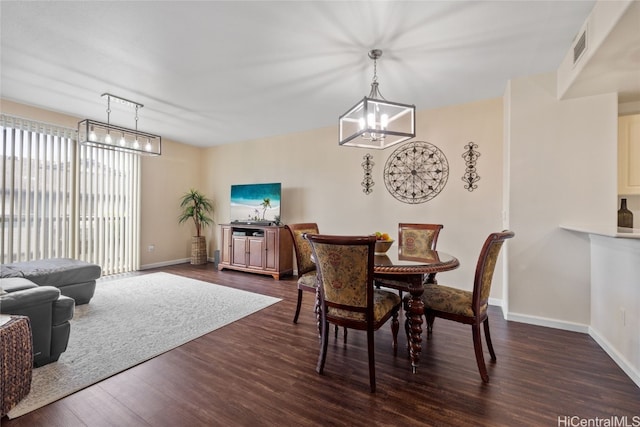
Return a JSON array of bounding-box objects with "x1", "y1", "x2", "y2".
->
[{"x1": 1, "y1": 114, "x2": 140, "y2": 275}]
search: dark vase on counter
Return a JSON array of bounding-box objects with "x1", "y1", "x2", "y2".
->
[{"x1": 618, "y1": 198, "x2": 634, "y2": 228}]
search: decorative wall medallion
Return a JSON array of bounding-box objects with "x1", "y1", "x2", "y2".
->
[
  {"x1": 361, "y1": 153, "x2": 374, "y2": 194},
  {"x1": 383, "y1": 141, "x2": 449, "y2": 204},
  {"x1": 461, "y1": 142, "x2": 480, "y2": 191}
]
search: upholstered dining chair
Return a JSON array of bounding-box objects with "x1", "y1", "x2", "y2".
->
[
  {"x1": 376, "y1": 223, "x2": 444, "y2": 294},
  {"x1": 305, "y1": 233, "x2": 401, "y2": 393},
  {"x1": 409, "y1": 230, "x2": 514, "y2": 383},
  {"x1": 286, "y1": 223, "x2": 346, "y2": 341},
  {"x1": 397, "y1": 223, "x2": 444, "y2": 258},
  {"x1": 284, "y1": 223, "x2": 320, "y2": 324}
]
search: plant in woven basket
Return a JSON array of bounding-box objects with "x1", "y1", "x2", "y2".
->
[
  {"x1": 178, "y1": 189, "x2": 214, "y2": 265},
  {"x1": 178, "y1": 189, "x2": 214, "y2": 237}
]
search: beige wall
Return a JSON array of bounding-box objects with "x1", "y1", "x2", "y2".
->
[
  {"x1": 139, "y1": 140, "x2": 205, "y2": 267},
  {"x1": 203, "y1": 97, "x2": 505, "y2": 298},
  {"x1": 505, "y1": 72, "x2": 618, "y2": 327}
]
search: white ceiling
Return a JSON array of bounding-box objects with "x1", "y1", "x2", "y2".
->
[{"x1": 0, "y1": 1, "x2": 602, "y2": 147}]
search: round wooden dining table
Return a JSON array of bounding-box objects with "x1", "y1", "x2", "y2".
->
[{"x1": 374, "y1": 250, "x2": 459, "y2": 373}]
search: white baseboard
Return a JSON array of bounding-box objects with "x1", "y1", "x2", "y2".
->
[
  {"x1": 505, "y1": 311, "x2": 590, "y2": 334},
  {"x1": 139, "y1": 258, "x2": 190, "y2": 270},
  {"x1": 589, "y1": 327, "x2": 640, "y2": 388}
]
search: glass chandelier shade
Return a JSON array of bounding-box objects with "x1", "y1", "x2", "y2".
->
[
  {"x1": 339, "y1": 50, "x2": 415, "y2": 149},
  {"x1": 78, "y1": 93, "x2": 161, "y2": 156}
]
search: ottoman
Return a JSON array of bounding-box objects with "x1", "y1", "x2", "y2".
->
[{"x1": 1, "y1": 258, "x2": 101, "y2": 305}]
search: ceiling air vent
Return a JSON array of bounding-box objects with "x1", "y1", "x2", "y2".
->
[{"x1": 573, "y1": 27, "x2": 587, "y2": 65}]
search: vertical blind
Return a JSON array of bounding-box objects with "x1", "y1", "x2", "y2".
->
[
  {"x1": 1, "y1": 114, "x2": 140, "y2": 275},
  {"x1": 77, "y1": 144, "x2": 140, "y2": 275}
]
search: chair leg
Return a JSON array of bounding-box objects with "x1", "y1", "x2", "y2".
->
[
  {"x1": 367, "y1": 328, "x2": 376, "y2": 393},
  {"x1": 472, "y1": 323, "x2": 489, "y2": 382},
  {"x1": 391, "y1": 310, "x2": 399, "y2": 356},
  {"x1": 315, "y1": 292, "x2": 322, "y2": 338},
  {"x1": 343, "y1": 327, "x2": 348, "y2": 343},
  {"x1": 404, "y1": 310, "x2": 411, "y2": 354},
  {"x1": 293, "y1": 289, "x2": 303, "y2": 324},
  {"x1": 426, "y1": 311, "x2": 436, "y2": 337},
  {"x1": 484, "y1": 317, "x2": 496, "y2": 361},
  {"x1": 316, "y1": 318, "x2": 330, "y2": 375}
]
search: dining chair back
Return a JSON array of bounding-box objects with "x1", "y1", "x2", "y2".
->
[
  {"x1": 415, "y1": 230, "x2": 514, "y2": 382},
  {"x1": 398, "y1": 223, "x2": 444, "y2": 258},
  {"x1": 376, "y1": 223, "x2": 444, "y2": 293},
  {"x1": 284, "y1": 223, "x2": 319, "y2": 324},
  {"x1": 305, "y1": 233, "x2": 401, "y2": 392}
]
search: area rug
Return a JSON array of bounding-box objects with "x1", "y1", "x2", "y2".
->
[{"x1": 7, "y1": 272, "x2": 281, "y2": 418}]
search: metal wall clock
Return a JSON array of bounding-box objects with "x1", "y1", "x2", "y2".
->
[{"x1": 383, "y1": 141, "x2": 449, "y2": 204}]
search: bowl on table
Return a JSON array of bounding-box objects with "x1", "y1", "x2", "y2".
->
[{"x1": 374, "y1": 239, "x2": 394, "y2": 255}]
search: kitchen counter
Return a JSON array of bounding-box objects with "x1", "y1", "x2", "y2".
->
[
  {"x1": 560, "y1": 224, "x2": 640, "y2": 239},
  {"x1": 560, "y1": 224, "x2": 640, "y2": 387}
]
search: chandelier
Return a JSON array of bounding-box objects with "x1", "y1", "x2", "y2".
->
[
  {"x1": 78, "y1": 93, "x2": 161, "y2": 156},
  {"x1": 339, "y1": 49, "x2": 415, "y2": 149}
]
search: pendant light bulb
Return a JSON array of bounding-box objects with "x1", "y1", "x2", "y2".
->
[{"x1": 381, "y1": 114, "x2": 389, "y2": 129}]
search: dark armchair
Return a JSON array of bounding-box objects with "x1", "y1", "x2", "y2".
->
[{"x1": 1, "y1": 278, "x2": 75, "y2": 367}]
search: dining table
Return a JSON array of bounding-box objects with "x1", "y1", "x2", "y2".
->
[{"x1": 373, "y1": 249, "x2": 460, "y2": 373}]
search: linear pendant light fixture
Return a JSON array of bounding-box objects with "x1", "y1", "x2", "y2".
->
[
  {"x1": 339, "y1": 49, "x2": 415, "y2": 149},
  {"x1": 78, "y1": 93, "x2": 161, "y2": 156}
]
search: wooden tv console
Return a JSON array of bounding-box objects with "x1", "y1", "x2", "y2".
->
[{"x1": 218, "y1": 224, "x2": 293, "y2": 280}]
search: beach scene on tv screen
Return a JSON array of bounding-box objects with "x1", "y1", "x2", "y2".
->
[{"x1": 230, "y1": 183, "x2": 281, "y2": 222}]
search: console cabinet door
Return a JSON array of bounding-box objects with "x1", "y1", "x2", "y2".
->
[
  {"x1": 264, "y1": 228, "x2": 278, "y2": 271},
  {"x1": 232, "y1": 236, "x2": 248, "y2": 267},
  {"x1": 220, "y1": 226, "x2": 232, "y2": 264},
  {"x1": 247, "y1": 236, "x2": 265, "y2": 269}
]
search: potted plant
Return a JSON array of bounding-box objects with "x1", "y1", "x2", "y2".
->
[{"x1": 178, "y1": 189, "x2": 214, "y2": 265}]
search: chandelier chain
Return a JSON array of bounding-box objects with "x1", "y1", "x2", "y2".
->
[{"x1": 106, "y1": 95, "x2": 111, "y2": 126}]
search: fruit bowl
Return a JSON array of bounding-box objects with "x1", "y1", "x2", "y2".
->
[{"x1": 374, "y1": 239, "x2": 394, "y2": 254}]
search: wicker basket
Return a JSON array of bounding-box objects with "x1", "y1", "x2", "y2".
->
[
  {"x1": 1, "y1": 315, "x2": 33, "y2": 417},
  {"x1": 191, "y1": 236, "x2": 208, "y2": 265}
]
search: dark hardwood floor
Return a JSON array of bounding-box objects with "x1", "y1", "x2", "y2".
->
[{"x1": 3, "y1": 263, "x2": 639, "y2": 426}]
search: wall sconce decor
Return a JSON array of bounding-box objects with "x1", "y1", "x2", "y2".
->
[
  {"x1": 361, "y1": 153, "x2": 375, "y2": 194},
  {"x1": 78, "y1": 93, "x2": 161, "y2": 156},
  {"x1": 339, "y1": 49, "x2": 415, "y2": 149},
  {"x1": 461, "y1": 142, "x2": 480, "y2": 191}
]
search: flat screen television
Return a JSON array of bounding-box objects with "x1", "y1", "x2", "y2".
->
[{"x1": 230, "y1": 182, "x2": 281, "y2": 225}]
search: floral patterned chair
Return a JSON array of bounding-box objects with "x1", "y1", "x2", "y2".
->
[
  {"x1": 376, "y1": 223, "x2": 444, "y2": 294},
  {"x1": 284, "y1": 223, "x2": 320, "y2": 324},
  {"x1": 411, "y1": 230, "x2": 514, "y2": 382},
  {"x1": 286, "y1": 223, "x2": 347, "y2": 340},
  {"x1": 306, "y1": 233, "x2": 401, "y2": 393}
]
